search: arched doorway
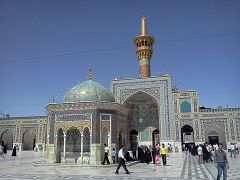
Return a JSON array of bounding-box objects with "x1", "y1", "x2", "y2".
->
[
  {"x1": 204, "y1": 126, "x2": 226, "y2": 147},
  {"x1": 65, "y1": 127, "x2": 81, "y2": 162},
  {"x1": 56, "y1": 128, "x2": 64, "y2": 163},
  {"x1": 181, "y1": 125, "x2": 194, "y2": 145},
  {"x1": 22, "y1": 129, "x2": 36, "y2": 150},
  {"x1": 1, "y1": 130, "x2": 13, "y2": 150},
  {"x1": 208, "y1": 130, "x2": 219, "y2": 145},
  {"x1": 124, "y1": 92, "x2": 159, "y2": 146},
  {"x1": 152, "y1": 129, "x2": 160, "y2": 146},
  {"x1": 66, "y1": 127, "x2": 81, "y2": 152},
  {"x1": 129, "y1": 130, "x2": 138, "y2": 150}
]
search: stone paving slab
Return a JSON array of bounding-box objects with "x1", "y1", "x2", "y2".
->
[
  {"x1": 203, "y1": 153, "x2": 239, "y2": 180},
  {"x1": 0, "y1": 151, "x2": 219, "y2": 180}
]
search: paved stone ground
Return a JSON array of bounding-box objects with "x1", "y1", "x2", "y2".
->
[
  {"x1": 180, "y1": 153, "x2": 212, "y2": 180},
  {"x1": 203, "y1": 152, "x2": 240, "y2": 180},
  {"x1": 0, "y1": 151, "x2": 237, "y2": 180}
]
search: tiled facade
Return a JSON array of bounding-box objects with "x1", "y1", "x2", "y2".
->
[
  {"x1": 1, "y1": 15, "x2": 239, "y2": 164},
  {"x1": 0, "y1": 116, "x2": 47, "y2": 151}
]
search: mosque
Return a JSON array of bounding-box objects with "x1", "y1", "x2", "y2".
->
[{"x1": 0, "y1": 15, "x2": 240, "y2": 164}]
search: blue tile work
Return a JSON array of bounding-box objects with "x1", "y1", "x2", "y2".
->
[
  {"x1": 141, "y1": 129, "x2": 149, "y2": 141},
  {"x1": 49, "y1": 113, "x2": 55, "y2": 144},
  {"x1": 111, "y1": 76, "x2": 175, "y2": 140},
  {"x1": 92, "y1": 110, "x2": 100, "y2": 144},
  {"x1": 64, "y1": 80, "x2": 114, "y2": 102},
  {"x1": 180, "y1": 98, "x2": 191, "y2": 113}
]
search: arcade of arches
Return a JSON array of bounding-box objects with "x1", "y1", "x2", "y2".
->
[
  {"x1": 22, "y1": 129, "x2": 36, "y2": 150},
  {"x1": 56, "y1": 127, "x2": 90, "y2": 163},
  {"x1": 180, "y1": 124, "x2": 227, "y2": 148},
  {"x1": 0, "y1": 117, "x2": 47, "y2": 152},
  {"x1": 1, "y1": 15, "x2": 240, "y2": 165}
]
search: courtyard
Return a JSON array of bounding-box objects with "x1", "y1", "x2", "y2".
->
[{"x1": 0, "y1": 151, "x2": 239, "y2": 180}]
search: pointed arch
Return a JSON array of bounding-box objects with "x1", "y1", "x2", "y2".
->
[
  {"x1": 22, "y1": 129, "x2": 36, "y2": 150},
  {"x1": 66, "y1": 127, "x2": 81, "y2": 152},
  {"x1": 123, "y1": 91, "x2": 159, "y2": 107},
  {"x1": 124, "y1": 91, "x2": 159, "y2": 128},
  {"x1": 181, "y1": 125, "x2": 194, "y2": 144},
  {"x1": 0, "y1": 129, "x2": 13, "y2": 150},
  {"x1": 204, "y1": 125, "x2": 226, "y2": 146}
]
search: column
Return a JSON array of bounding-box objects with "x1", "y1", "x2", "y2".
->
[
  {"x1": 55, "y1": 134, "x2": 58, "y2": 147},
  {"x1": 81, "y1": 133, "x2": 84, "y2": 164},
  {"x1": 108, "y1": 133, "x2": 112, "y2": 163},
  {"x1": 109, "y1": 115, "x2": 112, "y2": 163},
  {"x1": 54, "y1": 133, "x2": 58, "y2": 162},
  {"x1": 63, "y1": 132, "x2": 66, "y2": 159}
]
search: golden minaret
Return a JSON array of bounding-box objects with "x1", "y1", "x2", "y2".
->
[{"x1": 134, "y1": 12, "x2": 154, "y2": 78}]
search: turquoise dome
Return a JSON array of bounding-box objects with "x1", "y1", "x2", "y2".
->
[{"x1": 64, "y1": 80, "x2": 114, "y2": 102}]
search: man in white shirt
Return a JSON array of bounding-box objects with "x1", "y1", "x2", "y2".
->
[
  {"x1": 197, "y1": 145, "x2": 203, "y2": 163},
  {"x1": 102, "y1": 143, "x2": 110, "y2": 165},
  {"x1": 115, "y1": 145, "x2": 130, "y2": 174},
  {"x1": 230, "y1": 143, "x2": 236, "y2": 158}
]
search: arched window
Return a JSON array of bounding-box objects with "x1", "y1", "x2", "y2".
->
[{"x1": 180, "y1": 101, "x2": 191, "y2": 113}]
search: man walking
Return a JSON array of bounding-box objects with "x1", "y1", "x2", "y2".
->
[
  {"x1": 102, "y1": 143, "x2": 110, "y2": 165},
  {"x1": 214, "y1": 143, "x2": 229, "y2": 180},
  {"x1": 115, "y1": 145, "x2": 130, "y2": 174},
  {"x1": 230, "y1": 143, "x2": 236, "y2": 158},
  {"x1": 197, "y1": 144, "x2": 203, "y2": 163},
  {"x1": 160, "y1": 143, "x2": 168, "y2": 166}
]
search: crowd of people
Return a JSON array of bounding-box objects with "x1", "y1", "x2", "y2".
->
[
  {"x1": 101, "y1": 141, "x2": 238, "y2": 178},
  {"x1": 136, "y1": 143, "x2": 172, "y2": 165},
  {"x1": 183, "y1": 142, "x2": 214, "y2": 163},
  {"x1": 183, "y1": 142, "x2": 238, "y2": 180},
  {"x1": 183, "y1": 142, "x2": 238, "y2": 164},
  {"x1": 101, "y1": 142, "x2": 173, "y2": 175}
]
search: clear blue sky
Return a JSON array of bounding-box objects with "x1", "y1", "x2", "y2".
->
[{"x1": 0, "y1": 0, "x2": 240, "y2": 116}]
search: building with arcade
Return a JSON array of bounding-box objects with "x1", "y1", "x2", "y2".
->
[{"x1": 1, "y1": 15, "x2": 239, "y2": 164}]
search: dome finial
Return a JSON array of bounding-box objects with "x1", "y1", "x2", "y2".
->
[{"x1": 88, "y1": 68, "x2": 93, "y2": 80}]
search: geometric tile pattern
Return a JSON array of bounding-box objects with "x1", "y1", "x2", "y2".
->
[{"x1": 111, "y1": 76, "x2": 174, "y2": 140}]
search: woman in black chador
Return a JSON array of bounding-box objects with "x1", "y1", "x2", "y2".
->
[
  {"x1": 144, "y1": 146, "x2": 152, "y2": 164},
  {"x1": 12, "y1": 145, "x2": 17, "y2": 156}
]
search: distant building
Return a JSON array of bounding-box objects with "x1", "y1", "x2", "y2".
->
[{"x1": 1, "y1": 15, "x2": 239, "y2": 164}]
